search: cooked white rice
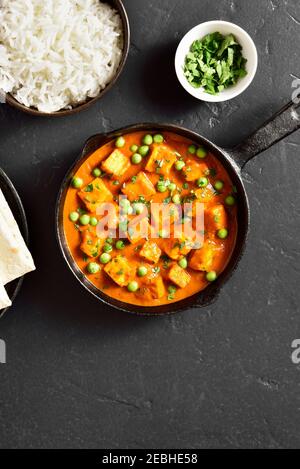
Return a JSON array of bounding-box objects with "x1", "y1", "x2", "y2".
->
[{"x1": 0, "y1": 0, "x2": 124, "y2": 112}]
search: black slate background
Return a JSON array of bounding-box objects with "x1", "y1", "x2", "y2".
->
[{"x1": 0, "y1": 0, "x2": 300, "y2": 449}]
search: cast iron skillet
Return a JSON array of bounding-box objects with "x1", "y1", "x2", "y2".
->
[
  {"x1": 0, "y1": 168, "x2": 29, "y2": 319},
  {"x1": 56, "y1": 101, "x2": 300, "y2": 315}
]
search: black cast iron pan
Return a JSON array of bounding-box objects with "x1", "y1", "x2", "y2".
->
[
  {"x1": 0, "y1": 168, "x2": 29, "y2": 319},
  {"x1": 56, "y1": 100, "x2": 300, "y2": 315}
]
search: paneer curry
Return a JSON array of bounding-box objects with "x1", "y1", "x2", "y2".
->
[{"x1": 63, "y1": 131, "x2": 237, "y2": 307}]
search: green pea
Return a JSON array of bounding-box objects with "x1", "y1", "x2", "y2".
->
[
  {"x1": 127, "y1": 281, "x2": 139, "y2": 292},
  {"x1": 116, "y1": 240, "x2": 125, "y2": 250},
  {"x1": 172, "y1": 194, "x2": 181, "y2": 204},
  {"x1": 92, "y1": 168, "x2": 101, "y2": 177},
  {"x1": 196, "y1": 147, "x2": 207, "y2": 159},
  {"x1": 120, "y1": 200, "x2": 133, "y2": 214},
  {"x1": 168, "y1": 285, "x2": 177, "y2": 294},
  {"x1": 142, "y1": 134, "x2": 153, "y2": 145},
  {"x1": 225, "y1": 195, "x2": 236, "y2": 206},
  {"x1": 197, "y1": 177, "x2": 209, "y2": 188},
  {"x1": 168, "y1": 182, "x2": 176, "y2": 192},
  {"x1": 90, "y1": 217, "x2": 98, "y2": 227},
  {"x1": 87, "y1": 262, "x2": 100, "y2": 274},
  {"x1": 178, "y1": 257, "x2": 188, "y2": 269},
  {"x1": 99, "y1": 253, "x2": 111, "y2": 264},
  {"x1": 79, "y1": 214, "x2": 90, "y2": 226},
  {"x1": 217, "y1": 228, "x2": 229, "y2": 240},
  {"x1": 71, "y1": 177, "x2": 83, "y2": 189},
  {"x1": 137, "y1": 266, "x2": 148, "y2": 277},
  {"x1": 132, "y1": 203, "x2": 145, "y2": 215},
  {"x1": 115, "y1": 136, "x2": 125, "y2": 148},
  {"x1": 175, "y1": 160, "x2": 186, "y2": 171},
  {"x1": 130, "y1": 144, "x2": 139, "y2": 153},
  {"x1": 206, "y1": 271, "x2": 217, "y2": 282},
  {"x1": 138, "y1": 145, "x2": 150, "y2": 157},
  {"x1": 153, "y1": 134, "x2": 164, "y2": 143},
  {"x1": 69, "y1": 211, "x2": 79, "y2": 222},
  {"x1": 159, "y1": 229, "x2": 168, "y2": 239},
  {"x1": 103, "y1": 243, "x2": 113, "y2": 253},
  {"x1": 157, "y1": 181, "x2": 167, "y2": 193},
  {"x1": 119, "y1": 221, "x2": 128, "y2": 232},
  {"x1": 188, "y1": 145, "x2": 197, "y2": 154},
  {"x1": 120, "y1": 199, "x2": 131, "y2": 214},
  {"x1": 106, "y1": 237, "x2": 113, "y2": 245},
  {"x1": 120, "y1": 198, "x2": 130, "y2": 208},
  {"x1": 214, "y1": 180, "x2": 224, "y2": 191},
  {"x1": 132, "y1": 153, "x2": 142, "y2": 165}
]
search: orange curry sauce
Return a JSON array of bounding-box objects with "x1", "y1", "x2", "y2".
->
[{"x1": 63, "y1": 131, "x2": 237, "y2": 307}]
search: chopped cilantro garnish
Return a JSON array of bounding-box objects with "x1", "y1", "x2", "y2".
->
[
  {"x1": 84, "y1": 184, "x2": 93, "y2": 192},
  {"x1": 167, "y1": 285, "x2": 177, "y2": 301},
  {"x1": 77, "y1": 207, "x2": 86, "y2": 215},
  {"x1": 184, "y1": 32, "x2": 247, "y2": 95}
]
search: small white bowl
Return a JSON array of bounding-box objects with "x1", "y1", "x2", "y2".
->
[{"x1": 175, "y1": 20, "x2": 258, "y2": 102}]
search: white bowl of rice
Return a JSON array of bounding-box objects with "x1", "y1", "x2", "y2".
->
[{"x1": 0, "y1": 0, "x2": 130, "y2": 116}]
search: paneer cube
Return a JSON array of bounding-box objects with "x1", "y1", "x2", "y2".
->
[
  {"x1": 101, "y1": 149, "x2": 130, "y2": 178},
  {"x1": 189, "y1": 241, "x2": 214, "y2": 272},
  {"x1": 139, "y1": 274, "x2": 166, "y2": 300},
  {"x1": 205, "y1": 205, "x2": 228, "y2": 233},
  {"x1": 195, "y1": 186, "x2": 215, "y2": 203},
  {"x1": 96, "y1": 202, "x2": 119, "y2": 238},
  {"x1": 168, "y1": 264, "x2": 191, "y2": 289},
  {"x1": 150, "y1": 203, "x2": 178, "y2": 237},
  {"x1": 78, "y1": 178, "x2": 113, "y2": 213},
  {"x1": 122, "y1": 172, "x2": 156, "y2": 201},
  {"x1": 145, "y1": 144, "x2": 177, "y2": 176},
  {"x1": 80, "y1": 228, "x2": 104, "y2": 258},
  {"x1": 140, "y1": 240, "x2": 161, "y2": 264},
  {"x1": 162, "y1": 236, "x2": 193, "y2": 260},
  {"x1": 104, "y1": 255, "x2": 133, "y2": 287},
  {"x1": 127, "y1": 219, "x2": 150, "y2": 244},
  {"x1": 182, "y1": 160, "x2": 209, "y2": 182}
]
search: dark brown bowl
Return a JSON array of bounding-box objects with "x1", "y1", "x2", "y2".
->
[{"x1": 5, "y1": 0, "x2": 130, "y2": 117}]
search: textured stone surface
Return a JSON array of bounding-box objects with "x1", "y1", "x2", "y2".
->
[{"x1": 0, "y1": 0, "x2": 300, "y2": 449}]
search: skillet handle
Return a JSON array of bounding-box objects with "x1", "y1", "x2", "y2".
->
[{"x1": 231, "y1": 100, "x2": 300, "y2": 169}]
